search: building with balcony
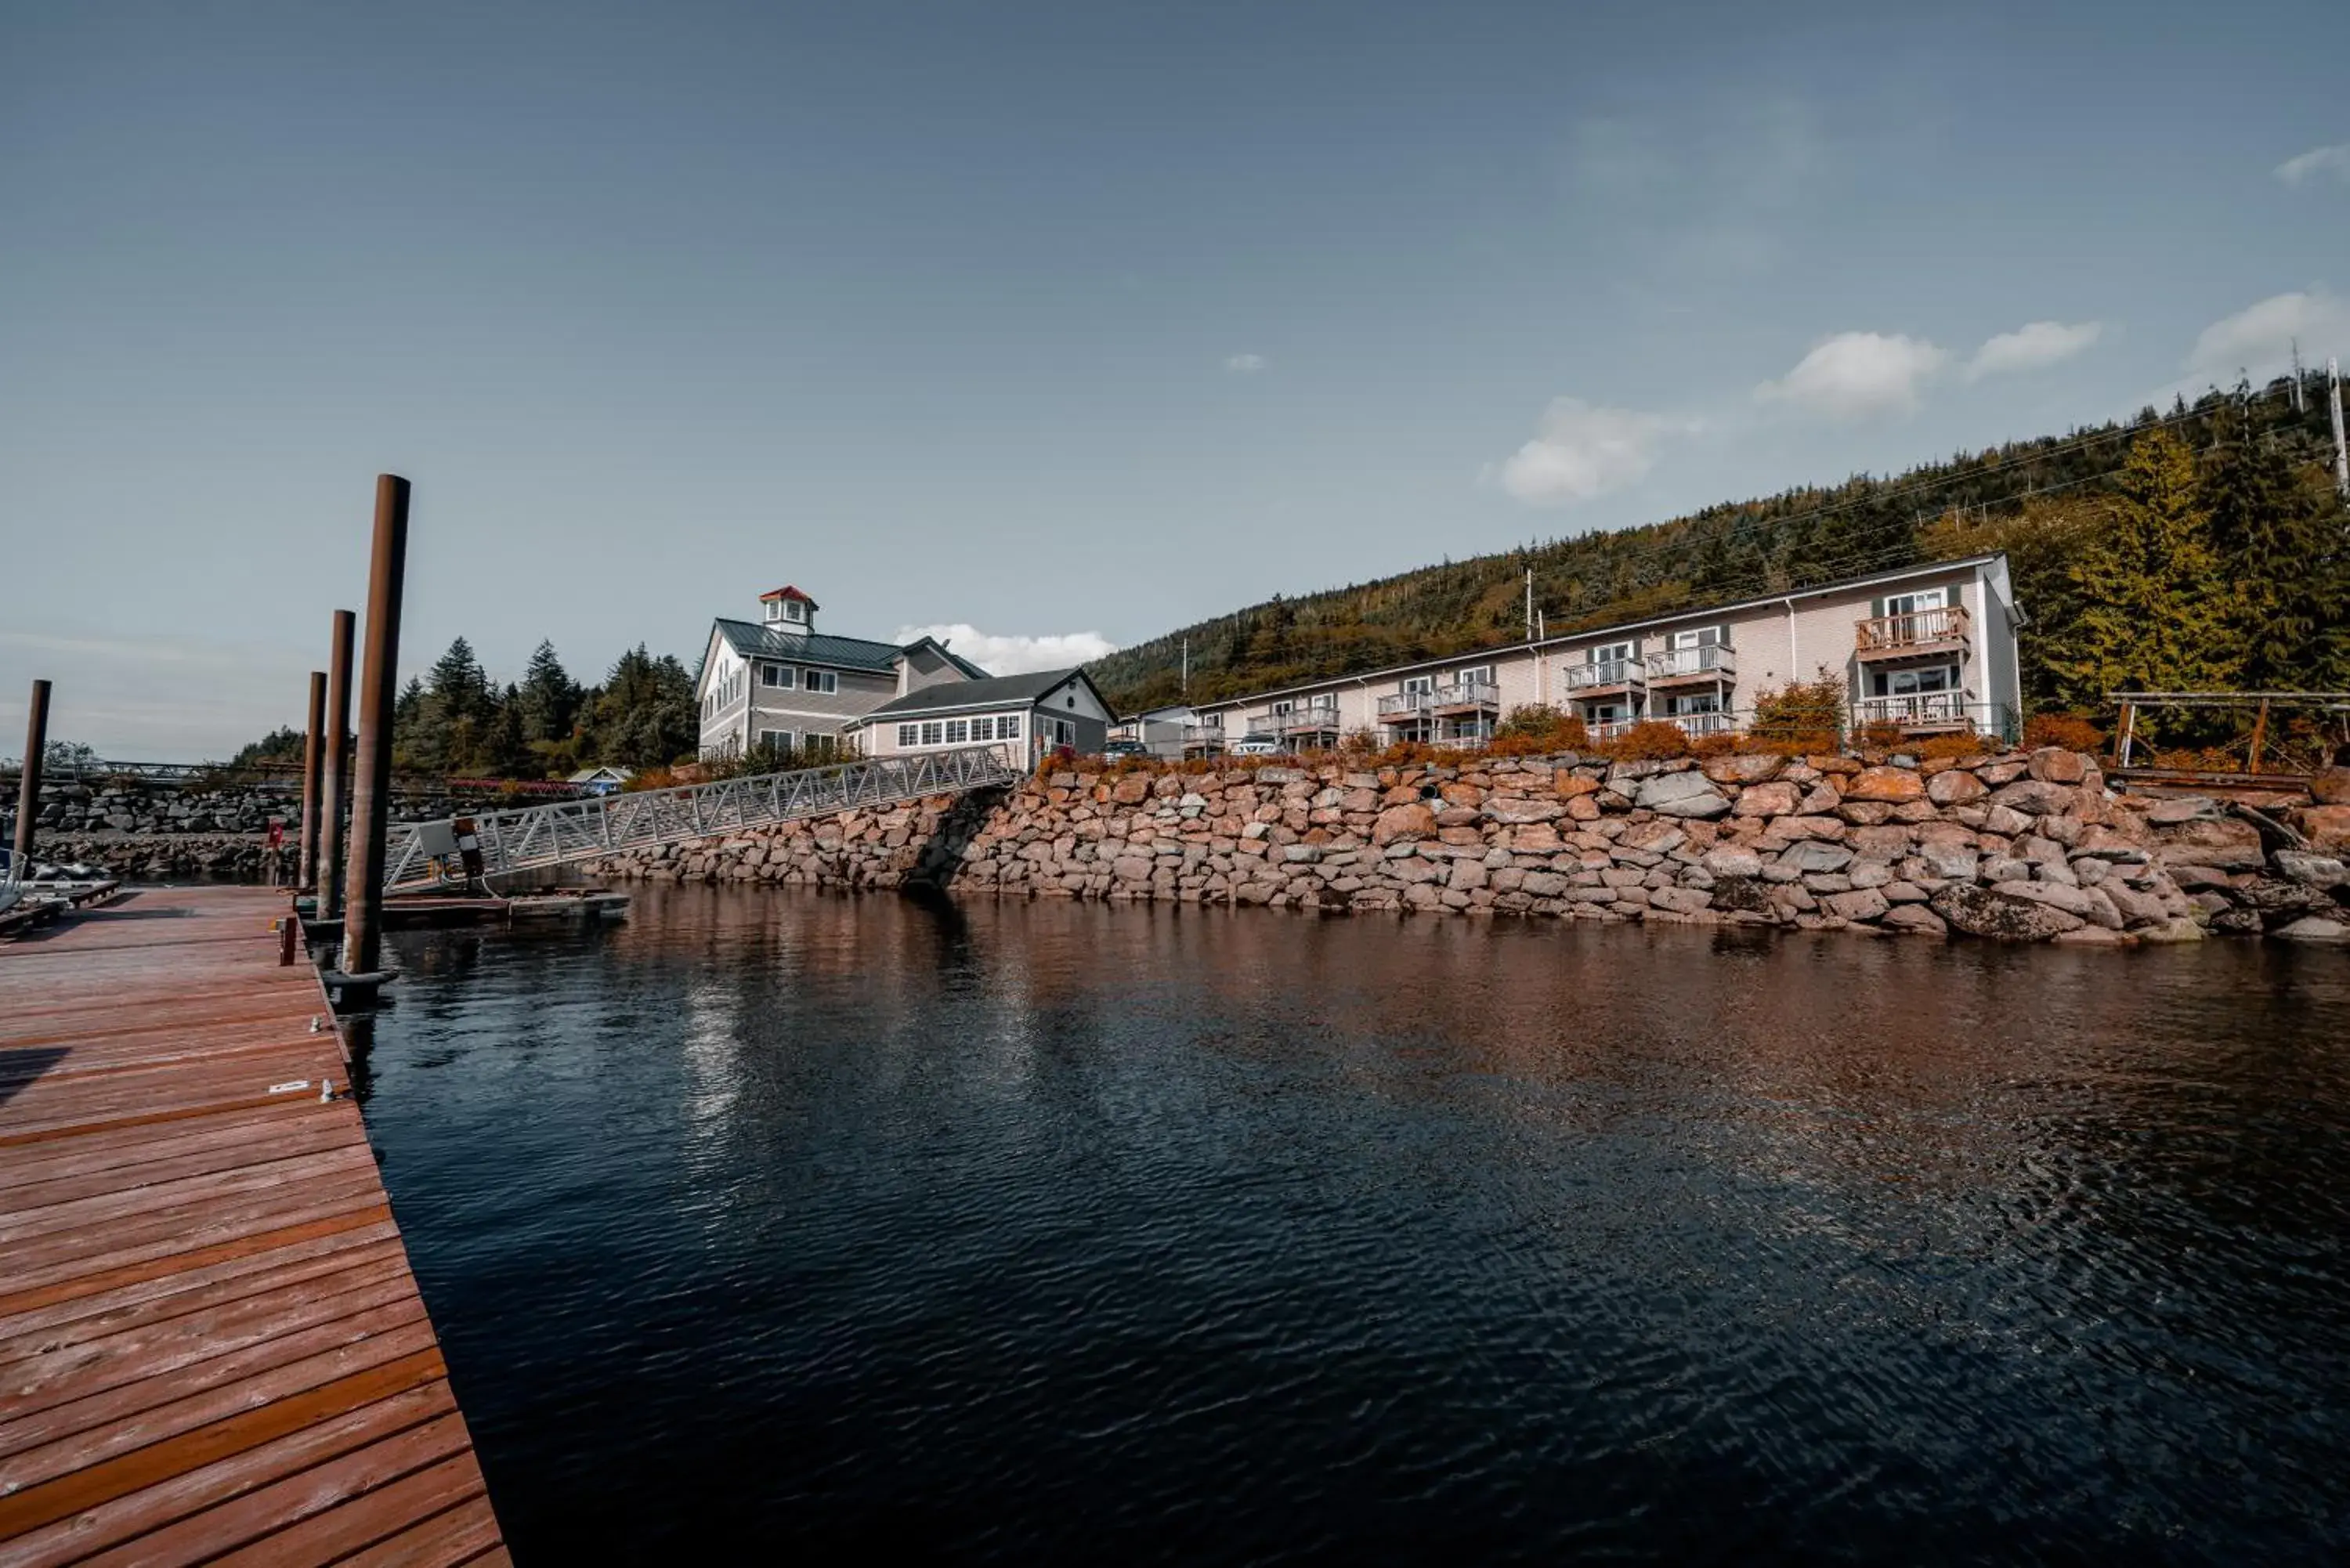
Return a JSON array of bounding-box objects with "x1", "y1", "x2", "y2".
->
[{"x1": 1177, "y1": 554, "x2": 2022, "y2": 751}]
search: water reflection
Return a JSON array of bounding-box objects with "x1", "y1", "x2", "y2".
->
[{"x1": 366, "y1": 887, "x2": 2350, "y2": 1564}]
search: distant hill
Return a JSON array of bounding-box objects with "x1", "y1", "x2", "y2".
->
[{"x1": 1086, "y1": 378, "x2": 2345, "y2": 718}]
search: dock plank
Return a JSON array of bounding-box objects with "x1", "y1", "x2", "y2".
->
[{"x1": 0, "y1": 890, "x2": 503, "y2": 1564}]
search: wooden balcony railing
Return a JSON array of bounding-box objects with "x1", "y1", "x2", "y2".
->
[
  {"x1": 1274, "y1": 706, "x2": 1344, "y2": 734},
  {"x1": 1565, "y1": 659, "x2": 1645, "y2": 691},
  {"x1": 1647, "y1": 645, "x2": 1735, "y2": 681},
  {"x1": 1855, "y1": 605, "x2": 1970, "y2": 653},
  {"x1": 1853, "y1": 692, "x2": 1979, "y2": 729}
]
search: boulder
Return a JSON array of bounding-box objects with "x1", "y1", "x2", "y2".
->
[
  {"x1": 1880, "y1": 904, "x2": 1948, "y2": 936},
  {"x1": 1823, "y1": 887, "x2": 1890, "y2": 922},
  {"x1": 1779, "y1": 841, "x2": 1853, "y2": 875},
  {"x1": 2146, "y1": 795, "x2": 2222, "y2": 825},
  {"x1": 1701, "y1": 845, "x2": 1764, "y2": 878},
  {"x1": 1925, "y1": 769, "x2": 1987, "y2": 806},
  {"x1": 2027, "y1": 747, "x2": 2088, "y2": 785},
  {"x1": 1929, "y1": 883, "x2": 2086, "y2": 940},
  {"x1": 2297, "y1": 806, "x2": 2350, "y2": 854},
  {"x1": 1636, "y1": 771, "x2": 1732, "y2": 819},
  {"x1": 2153, "y1": 819, "x2": 2266, "y2": 873},
  {"x1": 1990, "y1": 879, "x2": 2099, "y2": 919},
  {"x1": 1553, "y1": 771, "x2": 1601, "y2": 799},
  {"x1": 2274, "y1": 851, "x2": 2349, "y2": 890},
  {"x1": 1371, "y1": 803, "x2": 1437, "y2": 847},
  {"x1": 1843, "y1": 766, "x2": 1927, "y2": 804},
  {"x1": 2274, "y1": 916, "x2": 2350, "y2": 944},
  {"x1": 1732, "y1": 781, "x2": 1802, "y2": 818},
  {"x1": 1701, "y1": 753, "x2": 1784, "y2": 785},
  {"x1": 1988, "y1": 779, "x2": 2073, "y2": 816},
  {"x1": 1484, "y1": 797, "x2": 1565, "y2": 825},
  {"x1": 1649, "y1": 886, "x2": 1713, "y2": 914},
  {"x1": 1918, "y1": 840, "x2": 1979, "y2": 881},
  {"x1": 1710, "y1": 876, "x2": 1776, "y2": 915},
  {"x1": 2311, "y1": 768, "x2": 2350, "y2": 807}
]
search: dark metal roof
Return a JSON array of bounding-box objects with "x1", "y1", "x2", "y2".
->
[
  {"x1": 712, "y1": 620, "x2": 910, "y2": 673},
  {"x1": 862, "y1": 668, "x2": 1093, "y2": 721}
]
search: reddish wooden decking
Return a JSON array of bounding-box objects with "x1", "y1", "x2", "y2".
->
[{"x1": 0, "y1": 888, "x2": 506, "y2": 1566}]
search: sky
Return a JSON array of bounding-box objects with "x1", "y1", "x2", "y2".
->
[{"x1": 3, "y1": 0, "x2": 2345, "y2": 757}]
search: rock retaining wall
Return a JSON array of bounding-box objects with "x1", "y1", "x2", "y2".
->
[{"x1": 587, "y1": 750, "x2": 2350, "y2": 947}]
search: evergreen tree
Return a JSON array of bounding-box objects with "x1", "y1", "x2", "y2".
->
[
  {"x1": 517, "y1": 639, "x2": 581, "y2": 745},
  {"x1": 2048, "y1": 429, "x2": 2238, "y2": 708},
  {"x1": 2203, "y1": 421, "x2": 2348, "y2": 690},
  {"x1": 586, "y1": 645, "x2": 697, "y2": 767}
]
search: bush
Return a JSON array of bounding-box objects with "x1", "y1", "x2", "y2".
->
[
  {"x1": 1857, "y1": 720, "x2": 1906, "y2": 752},
  {"x1": 1491, "y1": 704, "x2": 1590, "y2": 756},
  {"x1": 2023, "y1": 711, "x2": 2104, "y2": 753},
  {"x1": 1599, "y1": 720, "x2": 1692, "y2": 761},
  {"x1": 1750, "y1": 670, "x2": 1846, "y2": 749},
  {"x1": 1916, "y1": 732, "x2": 1979, "y2": 761}
]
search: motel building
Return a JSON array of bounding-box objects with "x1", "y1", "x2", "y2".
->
[{"x1": 1173, "y1": 554, "x2": 2024, "y2": 754}]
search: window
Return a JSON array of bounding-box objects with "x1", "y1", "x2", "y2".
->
[
  {"x1": 807, "y1": 734, "x2": 838, "y2": 761},
  {"x1": 971, "y1": 717, "x2": 995, "y2": 741},
  {"x1": 1402, "y1": 676, "x2": 1434, "y2": 695},
  {"x1": 761, "y1": 663, "x2": 792, "y2": 688},
  {"x1": 1664, "y1": 693, "x2": 1720, "y2": 716},
  {"x1": 805, "y1": 670, "x2": 838, "y2": 695},
  {"x1": 1065, "y1": 694, "x2": 1076, "y2": 709},
  {"x1": 757, "y1": 728, "x2": 794, "y2": 753},
  {"x1": 897, "y1": 724, "x2": 918, "y2": 747},
  {"x1": 1871, "y1": 665, "x2": 1958, "y2": 696},
  {"x1": 945, "y1": 719, "x2": 969, "y2": 744},
  {"x1": 1585, "y1": 700, "x2": 1629, "y2": 723},
  {"x1": 784, "y1": 600, "x2": 806, "y2": 623},
  {"x1": 1885, "y1": 588, "x2": 1947, "y2": 616},
  {"x1": 920, "y1": 721, "x2": 944, "y2": 746},
  {"x1": 1053, "y1": 718, "x2": 1076, "y2": 746},
  {"x1": 1667, "y1": 627, "x2": 1724, "y2": 650},
  {"x1": 998, "y1": 713, "x2": 1021, "y2": 739},
  {"x1": 1590, "y1": 641, "x2": 1632, "y2": 665},
  {"x1": 1458, "y1": 665, "x2": 1495, "y2": 685}
]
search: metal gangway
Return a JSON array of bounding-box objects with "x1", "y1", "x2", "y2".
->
[{"x1": 382, "y1": 745, "x2": 1022, "y2": 893}]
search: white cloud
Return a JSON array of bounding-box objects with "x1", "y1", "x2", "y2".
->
[
  {"x1": 1965, "y1": 320, "x2": 2102, "y2": 381},
  {"x1": 1224, "y1": 352, "x2": 1267, "y2": 374},
  {"x1": 893, "y1": 625, "x2": 1117, "y2": 677},
  {"x1": 2275, "y1": 144, "x2": 2350, "y2": 186},
  {"x1": 2186, "y1": 288, "x2": 2350, "y2": 378},
  {"x1": 1755, "y1": 331, "x2": 1947, "y2": 418},
  {"x1": 1492, "y1": 399, "x2": 1688, "y2": 507}
]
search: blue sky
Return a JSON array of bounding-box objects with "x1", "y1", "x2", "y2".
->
[{"x1": 3, "y1": 1, "x2": 2345, "y2": 756}]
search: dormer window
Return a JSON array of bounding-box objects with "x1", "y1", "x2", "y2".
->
[{"x1": 765, "y1": 598, "x2": 807, "y2": 626}]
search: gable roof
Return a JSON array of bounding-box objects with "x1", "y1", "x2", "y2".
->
[
  {"x1": 711, "y1": 619, "x2": 909, "y2": 673},
  {"x1": 757, "y1": 584, "x2": 819, "y2": 605},
  {"x1": 898, "y1": 635, "x2": 992, "y2": 681},
  {"x1": 857, "y1": 667, "x2": 1102, "y2": 721}
]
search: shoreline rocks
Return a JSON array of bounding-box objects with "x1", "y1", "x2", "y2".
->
[{"x1": 584, "y1": 746, "x2": 2350, "y2": 949}]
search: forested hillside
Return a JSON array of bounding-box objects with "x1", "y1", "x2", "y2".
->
[{"x1": 1088, "y1": 377, "x2": 2350, "y2": 719}]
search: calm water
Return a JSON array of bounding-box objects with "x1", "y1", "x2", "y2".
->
[{"x1": 357, "y1": 887, "x2": 2350, "y2": 1564}]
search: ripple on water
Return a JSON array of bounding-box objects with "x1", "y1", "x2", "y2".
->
[{"x1": 363, "y1": 887, "x2": 2350, "y2": 1565}]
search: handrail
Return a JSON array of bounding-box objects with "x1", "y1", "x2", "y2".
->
[
  {"x1": 1564, "y1": 659, "x2": 1644, "y2": 690},
  {"x1": 1647, "y1": 645, "x2": 1735, "y2": 679},
  {"x1": 1856, "y1": 605, "x2": 1970, "y2": 652},
  {"x1": 382, "y1": 745, "x2": 1021, "y2": 892}
]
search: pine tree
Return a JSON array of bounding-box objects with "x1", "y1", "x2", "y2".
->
[
  {"x1": 517, "y1": 639, "x2": 580, "y2": 745},
  {"x1": 2203, "y1": 421, "x2": 2348, "y2": 690},
  {"x1": 2048, "y1": 429, "x2": 2238, "y2": 709}
]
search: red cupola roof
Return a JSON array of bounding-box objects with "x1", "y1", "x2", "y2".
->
[{"x1": 757, "y1": 585, "x2": 819, "y2": 606}]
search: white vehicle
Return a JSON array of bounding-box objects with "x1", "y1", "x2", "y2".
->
[{"x1": 1227, "y1": 733, "x2": 1282, "y2": 757}]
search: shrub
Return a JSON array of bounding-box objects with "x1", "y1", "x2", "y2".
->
[
  {"x1": 1491, "y1": 704, "x2": 1591, "y2": 757},
  {"x1": 1688, "y1": 732, "x2": 1738, "y2": 758},
  {"x1": 1857, "y1": 720, "x2": 1907, "y2": 752},
  {"x1": 2023, "y1": 711, "x2": 2104, "y2": 753},
  {"x1": 1916, "y1": 732, "x2": 1979, "y2": 761},
  {"x1": 1750, "y1": 670, "x2": 1846, "y2": 749},
  {"x1": 1600, "y1": 720, "x2": 1692, "y2": 761}
]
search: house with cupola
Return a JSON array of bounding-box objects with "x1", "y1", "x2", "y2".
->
[{"x1": 693, "y1": 585, "x2": 991, "y2": 761}]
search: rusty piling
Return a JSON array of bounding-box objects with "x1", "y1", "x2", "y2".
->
[
  {"x1": 297, "y1": 670, "x2": 327, "y2": 891},
  {"x1": 340, "y1": 476, "x2": 410, "y2": 977},
  {"x1": 11, "y1": 679, "x2": 50, "y2": 870},
  {"x1": 320, "y1": 610, "x2": 356, "y2": 919}
]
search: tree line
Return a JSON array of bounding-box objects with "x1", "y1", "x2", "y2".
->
[
  {"x1": 233, "y1": 640, "x2": 700, "y2": 779},
  {"x1": 1086, "y1": 375, "x2": 2350, "y2": 723}
]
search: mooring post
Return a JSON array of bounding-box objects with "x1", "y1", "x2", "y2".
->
[
  {"x1": 320, "y1": 609, "x2": 356, "y2": 919},
  {"x1": 298, "y1": 670, "x2": 327, "y2": 892},
  {"x1": 12, "y1": 678, "x2": 51, "y2": 870},
  {"x1": 341, "y1": 476, "x2": 410, "y2": 978}
]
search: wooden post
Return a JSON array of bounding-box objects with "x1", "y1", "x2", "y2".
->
[
  {"x1": 320, "y1": 610, "x2": 356, "y2": 919},
  {"x1": 2114, "y1": 701, "x2": 2136, "y2": 770},
  {"x1": 2247, "y1": 698, "x2": 2269, "y2": 775},
  {"x1": 341, "y1": 476, "x2": 410, "y2": 978},
  {"x1": 297, "y1": 670, "x2": 327, "y2": 891},
  {"x1": 12, "y1": 678, "x2": 50, "y2": 869}
]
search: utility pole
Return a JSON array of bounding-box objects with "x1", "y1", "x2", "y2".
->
[
  {"x1": 1524, "y1": 566, "x2": 1534, "y2": 641},
  {"x1": 2291, "y1": 339, "x2": 2305, "y2": 413},
  {"x1": 2331, "y1": 358, "x2": 2348, "y2": 503},
  {"x1": 1180, "y1": 637, "x2": 1188, "y2": 697}
]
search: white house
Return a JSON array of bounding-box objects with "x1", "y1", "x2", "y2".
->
[
  {"x1": 851, "y1": 668, "x2": 1114, "y2": 765},
  {"x1": 693, "y1": 585, "x2": 992, "y2": 761}
]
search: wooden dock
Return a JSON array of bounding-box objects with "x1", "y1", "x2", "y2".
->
[{"x1": 0, "y1": 887, "x2": 506, "y2": 1566}]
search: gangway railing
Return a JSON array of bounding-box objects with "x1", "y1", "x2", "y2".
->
[{"x1": 383, "y1": 745, "x2": 1021, "y2": 892}]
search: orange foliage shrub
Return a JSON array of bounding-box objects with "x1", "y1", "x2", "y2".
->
[
  {"x1": 1857, "y1": 720, "x2": 1907, "y2": 752},
  {"x1": 1599, "y1": 721, "x2": 1693, "y2": 761},
  {"x1": 2023, "y1": 712, "x2": 2104, "y2": 753},
  {"x1": 1916, "y1": 733, "x2": 1980, "y2": 761},
  {"x1": 1688, "y1": 732, "x2": 1738, "y2": 758}
]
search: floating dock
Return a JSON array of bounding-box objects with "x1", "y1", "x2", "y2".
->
[{"x1": 0, "y1": 887, "x2": 506, "y2": 1565}]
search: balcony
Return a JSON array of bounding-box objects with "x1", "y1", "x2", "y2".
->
[
  {"x1": 1564, "y1": 658, "x2": 1646, "y2": 698},
  {"x1": 1853, "y1": 691, "x2": 1979, "y2": 733},
  {"x1": 1178, "y1": 722, "x2": 1227, "y2": 751},
  {"x1": 1646, "y1": 645, "x2": 1735, "y2": 686},
  {"x1": 1267, "y1": 705, "x2": 1344, "y2": 737},
  {"x1": 1665, "y1": 710, "x2": 1736, "y2": 737},
  {"x1": 1588, "y1": 717, "x2": 1640, "y2": 742},
  {"x1": 1855, "y1": 605, "x2": 1970, "y2": 660}
]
